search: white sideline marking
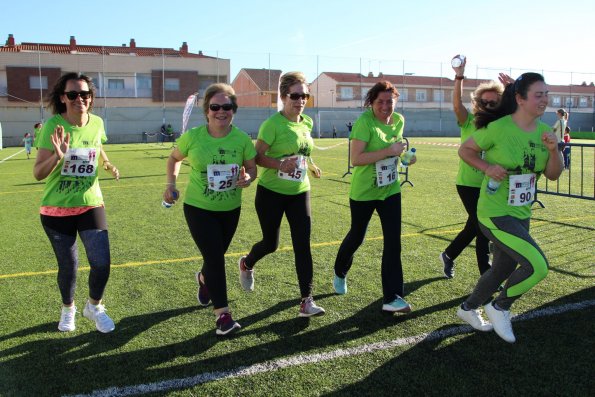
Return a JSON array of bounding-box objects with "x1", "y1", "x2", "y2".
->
[
  {"x1": 0, "y1": 149, "x2": 25, "y2": 164},
  {"x1": 66, "y1": 300, "x2": 595, "y2": 397}
]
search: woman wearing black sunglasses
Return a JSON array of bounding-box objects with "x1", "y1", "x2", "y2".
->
[
  {"x1": 238, "y1": 71, "x2": 326, "y2": 318},
  {"x1": 163, "y1": 83, "x2": 256, "y2": 336},
  {"x1": 439, "y1": 56, "x2": 507, "y2": 280},
  {"x1": 33, "y1": 72, "x2": 119, "y2": 334}
]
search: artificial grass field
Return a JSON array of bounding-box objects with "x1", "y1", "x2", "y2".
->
[{"x1": 0, "y1": 138, "x2": 593, "y2": 396}]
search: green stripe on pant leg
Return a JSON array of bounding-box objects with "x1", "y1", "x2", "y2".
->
[{"x1": 479, "y1": 218, "x2": 548, "y2": 297}]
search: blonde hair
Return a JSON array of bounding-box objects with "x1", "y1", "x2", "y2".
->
[
  {"x1": 471, "y1": 81, "x2": 504, "y2": 114},
  {"x1": 279, "y1": 71, "x2": 308, "y2": 97}
]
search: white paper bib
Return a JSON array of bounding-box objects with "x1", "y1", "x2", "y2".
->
[
  {"x1": 61, "y1": 148, "x2": 98, "y2": 177},
  {"x1": 207, "y1": 163, "x2": 240, "y2": 191}
]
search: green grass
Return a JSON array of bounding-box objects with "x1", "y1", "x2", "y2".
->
[{"x1": 1, "y1": 138, "x2": 594, "y2": 397}]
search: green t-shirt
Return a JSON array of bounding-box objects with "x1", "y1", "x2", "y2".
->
[
  {"x1": 349, "y1": 109, "x2": 404, "y2": 201},
  {"x1": 256, "y1": 112, "x2": 314, "y2": 195},
  {"x1": 177, "y1": 125, "x2": 256, "y2": 211},
  {"x1": 456, "y1": 113, "x2": 484, "y2": 187},
  {"x1": 473, "y1": 115, "x2": 551, "y2": 220},
  {"x1": 33, "y1": 127, "x2": 42, "y2": 147},
  {"x1": 38, "y1": 114, "x2": 107, "y2": 208}
]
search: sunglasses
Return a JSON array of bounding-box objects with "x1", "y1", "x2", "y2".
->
[
  {"x1": 287, "y1": 93, "x2": 310, "y2": 101},
  {"x1": 209, "y1": 103, "x2": 234, "y2": 111},
  {"x1": 480, "y1": 99, "x2": 498, "y2": 107},
  {"x1": 64, "y1": 91, "x2": 92, "y2": 100}
]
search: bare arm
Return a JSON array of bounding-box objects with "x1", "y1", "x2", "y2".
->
[
  {"x1": 541, "y1": 132, "x2": 564, "y2": 181},
  {"x1": 350, "y1": 139, "x2": 406, "y2": 167},
  {"x1": 236, "y1": 157, "x2": 257, "y2": 188},
  {"x1": 255, "y1": 139, "x2": 298, "y2": 173},
  {"x1": 163, "y1": 147, "x2": 185, "y2": 203},
  {"x1": 458, "y1": 137, "x2": 506, "y2": 181},
  {"x1": 100, "y1": 147, "x2": 119, "y2": 180},
  {"x1": 33, "y1": 125, "x2": 69, "y2": 181},
  {"x1": 452, "y1": 56, "x2": 468, "y2": 125}
]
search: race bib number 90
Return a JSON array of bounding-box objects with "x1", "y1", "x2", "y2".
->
[
  {"x1": 208, "y1": 164, "x2": 240, "y2": 191},
  {"x1": 375, "y1": 157, "x2": 398, "y2": 187},
  {"x1": 61, "y1": 148, "x2": 97, "y2": 177},
  {"x1": 278, "y1": 155, "x2": 307, "y2": 182},
  {"x1": 508, "y1": 173, "x2": 536, "y2": 206}
]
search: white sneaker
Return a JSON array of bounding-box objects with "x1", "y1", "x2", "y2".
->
[
  {"x1": 299, "y1": 297, "x2": 326, "y2": 317},
  {"x1": 457, "y1": 306, "x2": 493, "y2": 332},
  {"x1": 238, "y1": 256, "x2": 254, "y2": 291},
  {"x1": 58, "y1": 305, "x2": 76, "y2": 332},
  {"x1": 83, "y1": 301, "x2": 115, "y2": 333},
  {"x1": 484, "y1": 302, "x2": 515, "y2": 343}
]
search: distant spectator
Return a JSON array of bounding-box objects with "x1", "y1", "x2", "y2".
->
[
  {"x1": 552, "y1": 108, "x2": 567, "y2": 142},
  {"x1": 22, "y1": 133, "x2": 33, "y2": 159},
  {"x1": 346, "y1": 121, "x2": 353, "y2": 135},
  {"x1": 563, "y1": 126, "x2": 571, "y2": 169},
  {"x1": 332, "y1": 125, "x2": 337, "y2": 138}
]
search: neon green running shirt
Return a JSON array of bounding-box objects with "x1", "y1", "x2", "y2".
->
[
  {"x1": 473, "y1": 115, "x2": 551, "y2": 220},
  {"x1": 349, "y1": 109, "x2": 404, "y2": 201},
  {"x1": 256, "y1": 112, "x2": 314, "y2": 195},
  {"x1": 177, "y1": 125, "x2": 256, "y2": 211},
  {"x1": 456, "y1": 113, "x2": 484, "y2": 187},
  {"x1": 38, "y1": 114, "x2": 107, "y2": 208}
]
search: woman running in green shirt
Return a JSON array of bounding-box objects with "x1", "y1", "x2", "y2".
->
[
  {"x1": 457, "y1": 73, "x2": 564, "y2": 343},
  {"x1": 34, "y1": 73, "x2": 119, "y2": 334},
  {"x1": 333, "y1": 80, "x2": 416, "y2": 314},
  {"x1": 163, "y1": 83, "x2": 256, "y2": 336}
]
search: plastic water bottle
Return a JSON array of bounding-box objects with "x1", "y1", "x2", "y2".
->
[
  {"x1": 162, "y1": 191, "x2": 178, "y2": 208},
  {"x1": 400, "y1": 148, "x2": 416, "y2": 167},
  {"x1": 451, "y1": 55, "x2": 466, "y2": 68},
  {"x1": 486, "y1": 178, "x2": 500, "y2": 195}
]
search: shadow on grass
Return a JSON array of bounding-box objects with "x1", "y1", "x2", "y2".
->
[{"x1": 322, "y1": 287, "x2": 595, "y2": 397}]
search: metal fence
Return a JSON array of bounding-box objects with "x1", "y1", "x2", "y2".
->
[{"x1": 534, "y1": 142, "x2": 595, "y2": 207}]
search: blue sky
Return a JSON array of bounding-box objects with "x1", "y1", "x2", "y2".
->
[{"x1": 3, "y1": 0, "x2": 593, "y2": 85}]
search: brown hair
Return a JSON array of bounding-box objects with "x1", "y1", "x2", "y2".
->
[
  {"x1": 279, "y1": 71, "x2": 308, "y2": 97},
  {"x1": 471, "y1": 81, "x2": 504, "y2": 114},
  {"x1": 202, "y1": 83, "x2": 238, "y2": 121},
  {"x1": 47, "y1": 72, "x2": 95, "y2": 115},
  {"x1": 364, "y1": 81, "x2": 399, "y2": 107}
]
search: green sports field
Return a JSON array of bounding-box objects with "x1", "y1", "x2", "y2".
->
[{"x1": 1, "y1": 138, "x2": 593, "y2": 396}]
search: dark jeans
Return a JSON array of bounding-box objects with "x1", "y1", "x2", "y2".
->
[
  {"x1": 184, "y1": 204, "x2": 240, "y2": 310},
  {"x1": 245, "y1": 185, "x2": 313, "y2": 298},
  {"x1": 444, "y1": 185, "x2": 491, "y2": 274},
  {"x1": 334, "y1": 193, "x2": 403, "y2": 303},
  {"x1": 40, "y1": 207, "x2": 111, "y2": 305}
]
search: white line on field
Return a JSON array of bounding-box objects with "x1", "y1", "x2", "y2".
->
[
  {"x1": 0, "y1": 149, "x2": 25, "y2": 164},
  {"x1": 65, "y1": 299, "x2": 595, "y2": 397}
]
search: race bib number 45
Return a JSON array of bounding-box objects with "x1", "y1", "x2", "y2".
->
[
  {"x1": 278, "y1": 155, "x2": 307, "y2": 182},
  {"x1": 508, "y1": 173, "x2": 536, "y2": 206},
  {"x1": 375, "y1": 157, "x2": 398, "y2": 187},
  {"x1": 208, "y1": 164, "x2": 240, "y2": 191},
  {"x1": 61, "y1": 148, "x2": 98, "y2": 177}
]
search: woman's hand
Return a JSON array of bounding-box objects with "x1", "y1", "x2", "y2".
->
[
  {"x1": 542, "y1": 131, "x2": 559, "y2": 152},
  {"x1": 163, "y1": 185, "x2": 179, "y2": 204},
  {"x1": 103, "y1": 161, "x2": 120, "y2": 180},
  {"x1": 50, "y1": 125, "x2": 70, "y2": 159},
  {"x1": 309, "y1": 163, "x2": 321, "y2": 178},
  {"x1": 236, "y1": 166, "x2": 252, "y2": 188},
  {"x1": 279, "y1": 156, "x2": 298, "y2": 173},
  {"x1": 386, "y1": 141, "x2": 406, "y2": 158},
  {"x1": 498, "y1": 73, "x2": 515, "y2": 86},
  {"x1": 485, "y1": 164, "x2": 508, "y2": 181}
]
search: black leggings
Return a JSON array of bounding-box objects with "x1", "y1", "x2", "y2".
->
[
  {"x1": 184, "y1": 204, "x2": 240, "y2": 310},
  {"x1": 245, "y1": 185, "x2": 313, "y2": 298},
  {"x1": 334, "y1": 193, "x2": 403, "y2": 303},
  {"x1": 40, "y1": 207, "x2": 111, "y2": 305},
  {"x1": 444, "y1": 185, "x2": 490, "y2": 274}
]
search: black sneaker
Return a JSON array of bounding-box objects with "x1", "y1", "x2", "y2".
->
[
  {"x1": 440, "y1": 252, "x2": 455, "y2": 279},
  {"x1": 195, "y1": 272, "x2": 210, "y2": 306},
  {"x1": 216, "y1": 312, "x2": 241, "y2": 336}
]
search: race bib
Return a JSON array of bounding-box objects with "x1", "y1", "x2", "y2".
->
[
  {"x1": 508, "y1": 173, "x2": 536, "y2": 206},
  {"x1": 375, "y1": 157, "x2": 398, "y2": 187},
  {"x1": 207, "y1": 163, "x2": 240, "y2": 191},
  {"x1": 61, "y1": 148, "x2": 98, "y2": 177},
  {"x1": 278, "y1": 155, "x2": 307, "y2": 182}
]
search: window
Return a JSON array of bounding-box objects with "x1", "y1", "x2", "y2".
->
[
  {"x1": 29, "y1": 76, "x2": 48, "y2": 90},
  {"x1": 165, "y1": 78, "x2": 180, "y2": 91},
  {"x1": 579, "y1": 96, "x2": 588, "y2": 107},
  {"x1": 433, "y1": 90, "x2": 444, "y2": 102},
  {"x1": 136, "y1": 74, "x2": 151, "y2": 89},
  {"x1": 361, "y1": 88, "x2": 369, "y2": 100},
  {"x1": 400, "y1": 88, "x2": 408, "y2": 102},
  {"x1": 551, "y1": 96, "x2": 561, "y2": 106},
  {"x1": 416, "y1": 89, "x2": 427, "y2": 102},
  {"x1": 108, "y1": 79, "x2": 125, "y2": 89},
  {"x1": 565, "y1": 97, "x2": 573, "y2": 108},
  {"x1": 340, "y1": 87, "x2": 353, "y2": 100}
]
